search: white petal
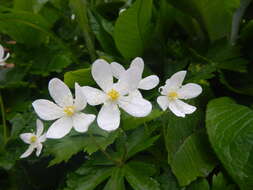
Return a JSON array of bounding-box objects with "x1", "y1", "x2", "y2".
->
[
  {"x1": 168, "y1": 99, "x2": 196, "y2": 117},
  {"x1": 92, "y1": 59, "x2": 113, "y2": 92},
  {"x1": 178, "y1": 83, "x2": 202, "y2": 99},
  {"x1": 168, "y1": 101, "x2": 186, "y2": 117},
  {"x1": 0, "y1": 44, "x2": 4, "y2": 58},
  {"x1": 74, "y1": 83, "x2": 87, "y2": 111},
  {"x1": 36, "y1": 143, "x2": 43, "y2": 156},
  {"x1": 138, "y1": 75, "x2": 159, "y2": 90},
  {"x1": 20, "y1": 133, "x2": 33, "y2": 144},
  {"x1": 36, "y1": 119, "x2": 44, "y2": 136},
  {"x1": 81, "y1": 86, "x2": 107, "y2": 105},
  {"x1": 157, "y1": 96, "x2": 169, "y2": 111},
  {"x1": 129, "y1": 90, "x2": 143, "y2": 99},
  {"x1": 32, "y1": 99, "x2": 64, "y2": 120},
  {"x1": 97, "y1": 103, "x2": 120, "y2": 131},
  {"x1": 111, "y1": 62, "x2": 125, "y2": 79},
  {"x1": 119, "y1": 96, "x2": 152, "y2": 117},
  {"x1": 39, "y1": 134, "x2": 46, "y2": 143},
  {"x1": 49, "y1": 78, "x2": 73, "y2": 107},
  {"x1": 46, "y1": 117, "x2": 73, "y2": 139},
  {"x1": 20, "y1": 145, "x2": 34, "y2": 158},
  {"x1": 166, "y1": 71, "x2": 186, "y2": 88},
  {"x1": 73, "y1": 113, "x2": 95, "y2": 133},
  {"x1": 130, "y1": 57, "x2": 144, "y2": 75},
  {"x1": 114, "y1": 64, "x2": 142, "y2": 95},
  {"x1": 175, "y1": 99, "x2": 196, "y2": 114}
]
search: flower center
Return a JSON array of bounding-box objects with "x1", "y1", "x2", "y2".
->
[
  {"x1": 64, "y1": 106, "x2": 75, "y2": 116},
  {"x1": 167, "y1": 91, "x2": 178, "y2": 100},
  {"x1": 107, "y1": 89, "x2": 120, "y2": 101},
  {"x1": 30, "y1": 136, "x2": 37, "y2": 143}
]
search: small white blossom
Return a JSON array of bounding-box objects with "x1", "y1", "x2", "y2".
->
[
  {"x1": 32, "y1": 78, "x2": 96, "y2": 139},
  {"x1": 111, "y1": 57, "x2": 159, "y2": 91},
  {"x1": 20, "y1": 119, "x2": 46, "y2": 158},
  {"x1": 81, "y1": 58, "x2": 152, "y2": 131},
  {"x1": 0, "y1": 44, "x2": 10, "y2": 66},
  {"x1": 157, "y1": 71, "x2": 202, "y2": 117}
]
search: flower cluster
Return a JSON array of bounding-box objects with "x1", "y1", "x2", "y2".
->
[{"x1": 20, "y1": 57, "x2": 202, "y2": 158}]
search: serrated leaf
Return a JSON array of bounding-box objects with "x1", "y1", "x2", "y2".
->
[
  {"x1": 171, "y1": 131, "x2": 217, "y2": 186},
  {"x1": 124, "y1": 161, "x2": 160, "y2": 190},
  {"x1": 64, "y1": 163, "x2": 113, "y2": 190},
  {"x1": 206, "y1": 97, "x2": 253, "y2": 190},
  {"x1": 114, "y1": 0, "x2": 153, "y2": 59},
  {"x1": 47, "y1": 125, "x2": 119, "y2": 166},
  {"x1": 64, "y1": 68, "x2": 95, "y2": 88},
  {"x1": 103, "y1": 167, "x2": 125, "y2": 190}
]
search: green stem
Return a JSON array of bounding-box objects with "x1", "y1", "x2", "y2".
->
[
  {"x1": 0, "y1": 91, "x2": 7, "y2": 145},
  {"x1": 69, "y1": 0, "x2": 97, "y2": 61}
]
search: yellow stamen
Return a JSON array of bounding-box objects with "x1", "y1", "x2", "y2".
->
[
  {"x1": 107, "y1": 89, "x2": 120, "y2": 101},
  {"x1": 30, "y1": 136, "x2": 37, "y2": 143},
  {"x1": 167, "y1": 91, "x2": 178, "y2": 100},
  {"x1": 64, "y1": 106, "x2": 75, "y2": 116}
]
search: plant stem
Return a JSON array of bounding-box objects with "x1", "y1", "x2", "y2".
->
[
  {"x1": 69, "y1": 0, "x2": 97, "y2": 61},
  {"x1": 0, "y1": 91, "x2": 7, "y2": 145}
]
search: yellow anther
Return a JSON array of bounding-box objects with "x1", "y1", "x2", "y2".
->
[
  {"x1": 30, "y1": 136, "x2": 37, "y2": 143},
  {"x1": 167, "y1": 91, "x2": 178, "y2": 100},
  {"x1": 107, "y1": 89, "x2": 120, "y2": 101},
  {"x1": 64, "y1": 106, "x2": 75, "y2": 116}
]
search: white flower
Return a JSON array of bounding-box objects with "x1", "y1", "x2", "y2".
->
[
  {"x1": 111, "y1": 57, "x2": 159, "y2": 91},
  {"x1": 20, "y1": 119, "x2": 46, "y2": 158},
  {"x1": 0, "y1": 44, "x2": 10, "y2": 66},
  {"x1": 157, "y1": 71, "x2": 202, "y2": 117},
  {"x1": 81, "y1": 58, "x2": 152, "y2": 131},
  {"x1": 32, "y1": 78, "x2": 96, "y2": 139}
]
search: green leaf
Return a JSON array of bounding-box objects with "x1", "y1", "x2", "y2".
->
[
  {"x1": 0, "y1": 10, "x2": 50, "y2": 46},
  {"x1": 121, "y1": 108, "x2": 163, "y2": 130},
  {"x1": 124, "y1": 161, "x2": 160, "y2": 190},
  {"x1": 114, "y1": 0, "x2": 153, "y2": 59},
  {"x1": 206, "y1": 97, "x2": 253, "y2": 190},
  {"x1": 64, "y1": 68, "x2": 96, "y2": 88},
  {"x1": 125, "y1": 127, "x2": 160, "y2": 159},
  {"x1": 212, "y1": 172, "x2": 237, "y2": 190},
  {"x1": 103, "y1": 167, "x2": 125, "y2": 190},
  {"x1": 167, "y1": 0, "x2": 240, "y2": 42},
  {"x1": 64, "y1": 163, "x2": 113, "y2": 190},
  {"x1": 186, "y1": 178, "x2": 210, "y2": 190},
  {"x1": 47, "y1": 125, "x2": 119, "y2": 166},
  {"x1": 164, "y1": 111, "x2": 202, "y2": 164},
  {"x1": 156, "y1": 168, "x2": 180, "y2": 190},
  {"x1": 88, "y1": 10, "x2": 118, "y2": 55},
  {"x1": 171, "y1": 131, "x2": 217, "y2": 186}
]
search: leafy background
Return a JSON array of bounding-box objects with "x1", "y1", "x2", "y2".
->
[{"x1": 0, "y1": 0, "x2": 253, "y2": 189}]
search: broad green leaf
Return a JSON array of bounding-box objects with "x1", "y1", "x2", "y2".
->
[
  {"x1": 124, "y1": 161, "x2": 160, "y2": 190},
  {"x1": 0, "y1": 68, "x2": 27, "y2": 89},
  {"x1": 186, "y1": 178, "x2": 210, "y2": 190},
  {"x1": 121, "y1": 108, "x2": 163, "y2": 130},
  {"x1": 103, "y1": 167, "x2": 125, "y2": 190},
  {"x1": 64, "y1": 68, "x2": 95, "y2": 88},
  {"x1": 14, "y1": 0, "x2": 49, "y2": 13},
  {"x1": 167, "y1": 0, "x2": 240, "y2": 42},
  {"x1": 64, "y1": 163, "x2": 113, "y2": 190},
  {"x1": 114, "y1": 0, "x2": 153, "y2": 59},
  {"x1": 206, "y1": 97, "x2": 253, "y2": 190},
  {"x1": 171, "y1": 131, "x2": 217, "y2": 186},
  {"x1": 156, "y1": 168, "x2": 180, "y2": 190},
  {"x1": 0, "y1": 11, "x2": 51, "y2": 46},
  {"x1": 164, "y1": 111, "x2": 202, "y2": 164}
]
